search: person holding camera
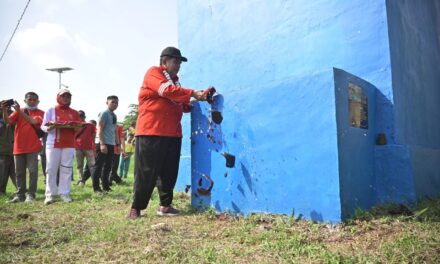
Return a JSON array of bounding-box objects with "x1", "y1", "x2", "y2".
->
[
  {"x1": 0, "y1": 101, "x2": 16, "y2": 195},
  {"x1": 2, "y1": 92, "x2": 44, "y2": 203}
]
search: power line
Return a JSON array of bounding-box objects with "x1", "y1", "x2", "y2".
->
[{"x1": 0, "y1": 0, "x2": 32, "y2": 64}]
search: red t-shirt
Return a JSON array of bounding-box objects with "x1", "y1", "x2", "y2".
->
[
  {"x1": 114, "y1": 125, "x2": 125, "y2": 154},
  {"x1": 74, "y1": 123, "x2": 96, "y2": 150},
  {"x1": 54, "y1": 106, "x2": 81, "y2": 148},
  {"x1": 136, "y1": 66, "x2": 193, "y2": 137},
  {"x1": 8, "y1": 108, "x2": 44, "y2": 155}
]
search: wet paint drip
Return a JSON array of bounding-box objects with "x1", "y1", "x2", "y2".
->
[{"x1": 221, "y1": 152, "x2": 236, "y2": 168}]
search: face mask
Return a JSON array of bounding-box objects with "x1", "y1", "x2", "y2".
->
[{"x1": 25, "y1": 104, "x2": 38, "y2": 110}]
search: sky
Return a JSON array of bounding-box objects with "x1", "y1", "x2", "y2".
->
[{"x1": 0, "y1": 0, "x2": 178, "y2": 121}]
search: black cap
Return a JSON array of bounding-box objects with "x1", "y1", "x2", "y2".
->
[{"x1": 160, "y1": 47, "x2": 187, "y2": 62}]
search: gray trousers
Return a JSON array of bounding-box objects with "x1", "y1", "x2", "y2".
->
[
  {"x1": 14, "y1": 152, "x2": 39, "y2": 198},
  {"x1": 75, "y1": 149, "x2": 95, "y2": 183},
  {"x1": 0, "y1": 154, "x2": 16, "y2": 193}
]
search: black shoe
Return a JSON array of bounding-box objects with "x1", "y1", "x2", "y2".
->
[
  {"x1": 103, "y1": 187, "x2": 112, "y2": 192},
  {"x1": 94, "y1": 188, "x2": 103, "y2": 194},
  {"x1": 116, "y1": 179, "x2": 124, "y2": 185},
  {"x1": 111, "y1": 175, "x2": 122, "y2": 184}
]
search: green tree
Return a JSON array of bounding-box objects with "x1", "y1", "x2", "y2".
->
[{"x1": 122, "y1": 103, "x2": 138, "y2": 130}]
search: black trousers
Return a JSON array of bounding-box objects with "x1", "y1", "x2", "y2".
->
[
  {"x1": 92, "y1": 144, "x2": 114, "y2": 191},
  {"x1": 0, "y1": 154, "x2": 16, "y2": 193},
  {"x1": 109, "y1": 153, "x2": 122, "y2": 184},
  {"x1": 132, "y1": 136, "x2": 181, "y2": 210}
]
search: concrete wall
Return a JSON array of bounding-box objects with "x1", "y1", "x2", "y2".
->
[
  {"x1": 177, "y1": 0, "x2": 393, "y2": 222},
  {"x1": 386, "y1": 0, "x2": 440, "y2": 200},
  {"x1": 191, "y1": 71, "x2": 342, "y2": 222},
  {"x1": 375, "y1": 145, "x2": 416, "y2": 204},
  {"x1": 175, "y1": 115, "x2": 191, "y2": 192},
  {"x1": 387, "y1": 0, "x2": 440, "y2": 148},
  {"x1": 334, "y1": 68, "x2": 377, "y2": 218}
]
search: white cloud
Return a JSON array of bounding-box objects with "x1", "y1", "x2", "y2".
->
[
  {"x1": 73, "y1": 33, "x2": 104, "y2": 56},
  {"x1": 14, "y1": 22, "x2": 70, "y2": 52},
  {"x1": 13, "y1": 22, "x2": 103, "y2": 69},
  {"x1": 33, "y1": 53, "x2": 66, "y2": 69}
]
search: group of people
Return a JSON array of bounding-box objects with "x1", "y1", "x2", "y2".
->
[
  {"x1": 1, "y1": 46, "x2": 209, "y2": 220},
  {"x1": 0, "y1": 91, "x2": 135, "y2": 204}
]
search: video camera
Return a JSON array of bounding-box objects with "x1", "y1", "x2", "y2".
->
[{"x1": 0, "y1": 99, "x2": 14, "y2": 107}]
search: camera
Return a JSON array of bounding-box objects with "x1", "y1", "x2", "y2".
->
[{"x1": 1, "y1": 99, "x2": 14, "y2": 107}]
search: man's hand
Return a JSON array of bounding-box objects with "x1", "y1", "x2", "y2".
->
[
  {"x1": 12, "y1": 101, "x2": 20, "y2": 112},
  {"x1": 191, "y1": 90, "x2": 207, "y2": 101},
  {"x1": 46, "y1": 124, "x2": 56, "y2": 131},
  {"x1": 100, "y1": 144, "x2": 108, "y2": 154}
]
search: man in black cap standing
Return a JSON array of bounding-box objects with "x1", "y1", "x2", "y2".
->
[{"x1": 128, "y1": 47, "x2": 207, "y2": 219}]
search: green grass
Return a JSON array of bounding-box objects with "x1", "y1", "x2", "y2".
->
[{"x1": 1, "y1": 162, "x2": 439, "y2": 263}]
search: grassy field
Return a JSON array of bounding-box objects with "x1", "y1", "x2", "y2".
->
[{"x1": 0, "y1": 164, "x2": 439, "y2": 263}]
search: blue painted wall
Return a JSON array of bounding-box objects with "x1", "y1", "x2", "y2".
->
[
  {"x1": 385, "y1": 0, "x2": 440, "y2": 201},
  {"x1": 175, "y1": 114, "x2": 191, "y2": 192},
  {"x1": 387, "y1": 0, "x2": 440, "y2": 148},
  {"x1": 190, "y1": 71, "x2": 342, "y2": 222},
  {"x1": 375, "y1": 145, "x2": 416, "y2": 204},
  {"x1": 175, "y1": 0, "x2": 440, "y2": 221},
  {"x1": 334, "y1": 68, "x2": 377, "y2": 218},
  {"x1": 177, "y1": 0, "x2": 393, "y2": 222}
]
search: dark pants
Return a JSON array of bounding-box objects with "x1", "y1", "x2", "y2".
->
[
  {"x1": 109, "y1": 153, "x2": 122, "y2": 185},
  {"x1": 40, "y1": 133, "x2": 47, "y2": 178},
  {"x1": 132, "y1": 136, "x2": 181, "y2": 210},
  {"x1": 92, "y1": 144, "x2": 114, "y2": 191},
  {"x1": 82, "y1": 163, "x2": 91, "y2": 183},
  {"x1": 40, "y1": 154, "x2": 46, "y2": 178},
  {"x1": 0, "y1": 155, "x2": 16, "y2": 193}
]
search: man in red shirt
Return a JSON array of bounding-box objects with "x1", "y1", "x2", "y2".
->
[
  {"x1": 75, "y1": 110, "x2": 96, "y2": 187},
  {"x1": 128, "y1": 47, "x2": 207, "y2": 219},
  {"x1": 3, "y1": 92, "x2": 44, "y2": 203},
  {"x1": 42, "y1": 89, "x2": 81, "y2": 204}
]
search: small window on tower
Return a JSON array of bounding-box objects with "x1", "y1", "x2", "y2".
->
[{"x1": 348, "y1": 82, "x2": 368, "y2": 129}]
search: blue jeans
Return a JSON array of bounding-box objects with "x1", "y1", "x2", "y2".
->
[{"x1": 119, "y1": 153, "x2": 132, "y2": 178}]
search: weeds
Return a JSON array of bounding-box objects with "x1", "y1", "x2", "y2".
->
[{"x1": 0, "y1": 168, "x2": 439, "y2": 263}]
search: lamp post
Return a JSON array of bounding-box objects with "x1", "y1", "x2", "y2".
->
[{"x1": 46, "y1": 67, "x2": 73, "y2": 89}]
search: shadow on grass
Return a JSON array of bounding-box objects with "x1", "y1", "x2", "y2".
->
[{"x1": 346, "y1": 196, "x2": 440, "y2": 223}]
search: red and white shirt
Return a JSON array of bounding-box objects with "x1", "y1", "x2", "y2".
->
[
  {"x1": 136, "y1": 65, "x2": 193, "y2": 137},
  {"x1": 8, "y1": 108, "x2": 44, "y2": 155},
  {"x1": 42, "y1": 106, "x2": 81, "y2": 148}
]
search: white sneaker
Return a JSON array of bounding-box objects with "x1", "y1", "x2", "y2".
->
[
  {"x1": 25, "y1": 195, "x2": 36, "y2": 202},
  {"x1": 44, "y1": 196, "x2": 55, "y2": 205},
  {"x1": 60, "y1": 194, "x2": 72, "y2": 203}
]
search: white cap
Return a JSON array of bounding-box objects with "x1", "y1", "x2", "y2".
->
[{"x1": 57, "y1": 88, "x2": 71, "y2": 96}]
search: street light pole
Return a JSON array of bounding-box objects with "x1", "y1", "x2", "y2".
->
[{"x1": 46, "y1": 67, "x2": 74, "y2": 89}]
